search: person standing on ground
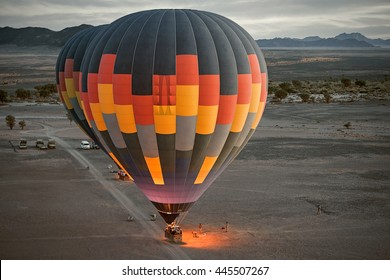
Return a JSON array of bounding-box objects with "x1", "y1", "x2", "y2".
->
[{"x1": 317, "y1": 205, "x2": 322, "y2": 215}]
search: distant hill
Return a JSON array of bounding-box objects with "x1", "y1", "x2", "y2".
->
[
  {"x1": 257, "y1": 32, "x2": 390, "y2": 48},
  {"x1": 1, "y1": 27, "x2": 389, "y2": 49},
  {"x1": 0, "y1": 25, "x2": 93, "y2": 47},
  {"x1": 334, "y1": 32, "x2": 390, "y2": 47}
]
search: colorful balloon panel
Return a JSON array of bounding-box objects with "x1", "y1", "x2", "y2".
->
[
  {"x1": 56, "y1": 9, "x2": 268, "y2": 224},
  {"x1": 56, "y1": 25, "x2": 111, "y2": 154}
]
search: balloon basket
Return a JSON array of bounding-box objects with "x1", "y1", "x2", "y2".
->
[{"x1": 164, "y1": 224, "x2": 182, "y2": 243}]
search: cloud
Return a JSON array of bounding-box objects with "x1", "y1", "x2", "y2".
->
[{"x1": 0, "y1": 0, "x2": 389, "y2": 39}]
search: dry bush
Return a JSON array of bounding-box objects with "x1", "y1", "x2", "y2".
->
[
  {"x1": 275, "y1": 89, "x2": 288, "y2": 100},
  {"x1": 299, "y1": 93, "x2": 311, "y2": 103},
  {"x1": 341, "y1": 78, "x2": 352, "y2": 87},
  {"x1": 279, "y1": 82, "x2": 295, "y2": 93},
  {"x1": 292, "y1": 80, "x2": 302, "y2": 89},
  {"x1": 355, "y1": 80, "x2": 366, "y2": 87}
]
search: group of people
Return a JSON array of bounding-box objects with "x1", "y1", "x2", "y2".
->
[{"x1": 191, "y1": 221, "x2": 229, "y2": 238}]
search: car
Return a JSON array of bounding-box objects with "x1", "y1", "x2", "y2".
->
[
  {"x1": 48, "y1": 139, "x2": 56, "y2": 149},
  {"x1": 35, "y1": 139, "x2": 44, "y2": 149},
  {"x1": 19, "y1": 139, "x2": 27, "y2": 149},
  {"x1": 80, "y1": 140, "x2": 90, "y2": 150}
]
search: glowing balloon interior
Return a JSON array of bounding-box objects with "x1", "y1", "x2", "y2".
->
[{"x1": 56, "y1": 9, "x2": 268, "y2": 224}]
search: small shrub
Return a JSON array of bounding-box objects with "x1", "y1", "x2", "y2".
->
[
  {"x1": 5, "y1": 115, "x2": 16, "y2": 130},
  {"x1": 15, "y1": 88, "x2": 31, "y2": 99},
  {"x1": 320, "y1": 89, "x2": 328, "y2": 95},
  {"x1": 34, "y1": 83, "x2": 57, "y2": 98},
  {"x1": 19, "y1": 120, "x2": 26, "y2": 130},
  {"x1": 323, "y1": 93, "x2": 332, "y2": 103},
  {"x1": 279, "y1": 82, "x2": 295, "y2": 93},
  {"x1": 355, "y1": 80, "x2": 366, "y2": 87},
  {"x1": 292, "y1": 80, "x2": 302, "y2": 89},
  {"x1": 274, "y1": 89, "x2": 288, "y2": 100},
  {"x1": 268, "y1": 84, "x2": 279, "y2": 95},
  {"x1": 299, "y1": 93, "x2": 311, "y2": 103},
  {"x1": 341, "y1": 78, "x2": 352, "y2": 87},
  {"x1": 321, "y1": 81, "x2": 331, "y2": 89},
  {"x1": 0, "y1": 89, "x2": 8, "y2": 103}
]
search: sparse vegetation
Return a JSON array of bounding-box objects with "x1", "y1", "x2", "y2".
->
[
  {"x1": 274, "y1": 89, "x2": 288, "y2": 100},
  {"x1": 323, "y1": 93, "x2": 332, "y2": 103},
  {"x1": 19, "y1": 120, "x2": 26, "y2": 130},
  {"x1": 267, "y1": 83, "x2": 279, "y2": 96},
  {"x1": 355, "y1": 80, "x2": 366, "y2": 87},
  {"x1": 269, "y1": 77, "x2": 390, "y2": 104},
  {"x1": 292, "y1": 80, "x2": 302, "y2": 89},
  {"x1": 34, "y1": 83, "x2": 57, "y2": 98},
  {"x1": 279, "y1": 82, "x2": 295, "y2": 93},
  {"x1": 344, "y1": 122, "x2": 352, "y2": 129},
  {"x1": 5, "y1": 115, "x2": 16, "y2": 130},
  {"x1": 299, "y1": 93, "x2": 311, "y2": 103},
  {"x1": 15, "y1": 88, "x2": 31, "y2": 99},
  {"x1": 1, "y1": 83, "x2": 61, "y2": 103},
  {"x1": 0, "y1": 89, "x2": 8, "y2": 103},
  {"x1": 341, "y1": 78, "x2": 352, "y2": 88}
]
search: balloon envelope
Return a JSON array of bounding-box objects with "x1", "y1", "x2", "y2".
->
[
  {"x1": 56, "y1": 25, "x2": 111, "y2": 154},
  {"x1": 56, "y1": 9, "x2": 268, "y2": 224}
]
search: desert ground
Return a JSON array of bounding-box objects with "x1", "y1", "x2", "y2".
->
[
  {"x1": 263, "y1": 48, "x2": 390, "y2": 81},
  {"x1": 2, "y1": 46, "x2": 390, "y2": 93},
  {"x1": 0, "y1": 100, "x2": 389, "y2": 259}
]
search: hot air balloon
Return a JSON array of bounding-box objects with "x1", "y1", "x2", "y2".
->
[
  {"x1": 56, "y1": 9, "x2": 268, "y2": 238},
  {"x1": 56, "y1": 25, "x2": 110, "y2": 153}
]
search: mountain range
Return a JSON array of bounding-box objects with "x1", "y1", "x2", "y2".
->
[
  {"x1": 257, "y1": 32, "x2": 390, "y2": 48},
  {"x1": 0, "y1": 25, "x2": 389, "y2": 48},
  {"x1": 0, "y1": 25, "x2": 93, "y2": 47}
]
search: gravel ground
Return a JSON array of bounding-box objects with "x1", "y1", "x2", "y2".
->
[{"x1": 0, "y1": 101, "x2": 389, "y2": 259}]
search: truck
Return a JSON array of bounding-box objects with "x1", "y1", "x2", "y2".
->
[{"x1": 19, "y1": 139, "x2": 27, "y2": 149}]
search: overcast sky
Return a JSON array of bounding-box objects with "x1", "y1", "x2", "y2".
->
[{"x1": 0, "y1": 0, "x2": 389, "y2": 39}]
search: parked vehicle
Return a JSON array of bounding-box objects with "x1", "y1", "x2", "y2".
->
[
  {"x1": 91, "y1": 141, "x2": 100, "y2": 149},
  {"x1": 48, "y1": 139, "x2": 56, "y2": 149},
  {"x1": 117, "y1": 169, "x2": 130, "y2": 181},
  {"x1": 19, "y1": 139, "x2": 27, "y2": 149},
  {"x1": 80, "y1": 140, "x2": 90, "y2": 150},
  {"x1": 35, "y1": 139, "x2": 44, "y2": 149}
]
